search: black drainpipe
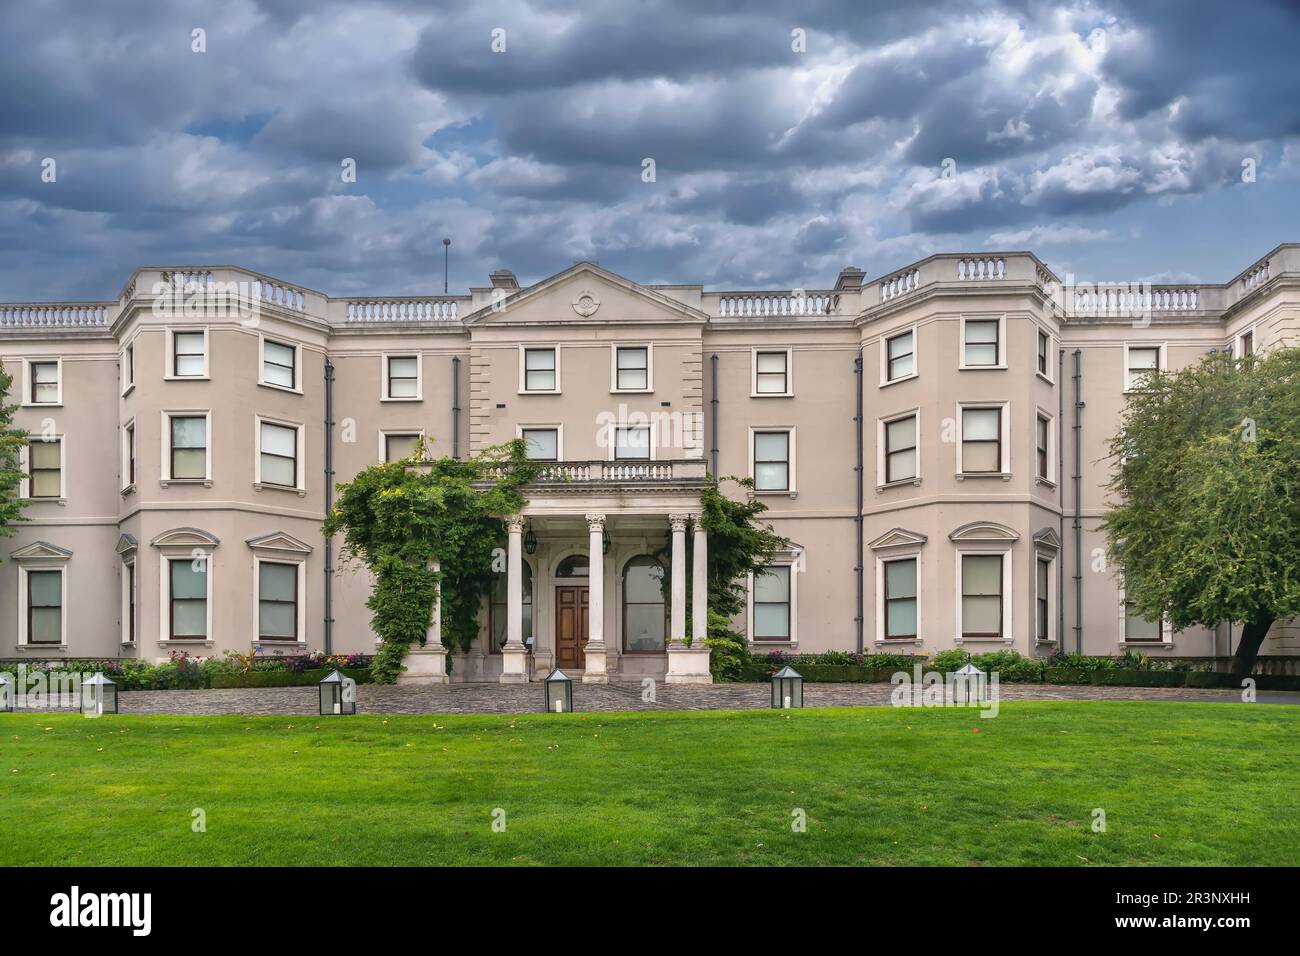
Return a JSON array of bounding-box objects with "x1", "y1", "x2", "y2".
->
[
  {"x1": 323, "y1": 359, "x2": 336, "y2": 654},
  {"x1": 853, "y1": 351, "x2": 864, "y2": 654},
  {"x1": 1071, "y1": 349, "x2": 1084, "y2": 654},
  {"x1": 451, "y1": 355, "x2": 461, "y2": 459},
  {"x1": 709, "y1": 353, "x2": 719, "y2": 477},
  {"x1": 1057, "y1": 346, "x2": 1065, "y2": 655}
]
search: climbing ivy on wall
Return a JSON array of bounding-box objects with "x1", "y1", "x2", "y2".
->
[{"x1": 323, "y1": 440, "x2": 540, "y2": 683}]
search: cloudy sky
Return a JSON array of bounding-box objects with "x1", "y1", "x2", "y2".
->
[{"x1": 1, "y1": 0, "x2": 1297, "y2": 300}]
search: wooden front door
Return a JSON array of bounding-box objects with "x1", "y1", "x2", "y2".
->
[{"x1": 555, "y1": 586, "x2": 589, "y2": 671}]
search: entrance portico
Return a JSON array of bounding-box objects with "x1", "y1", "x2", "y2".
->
[{"x1": 486, "y1": 459, "x2": 711, "y2": 684}]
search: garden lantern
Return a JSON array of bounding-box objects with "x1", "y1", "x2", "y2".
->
[
  {"x1": 771, "y1": 666, "x2": 803, "y2": 709},
  {"x1": 80, "y1": 672, "x2": 117, "y2": 716},
  {"x1": 0, "y1": 672, "x2": 14, "y2": 712},
  {"x1": 952, "y1": 662, "x2": 986, "y2": 705},
  {"x1": 319, "y1": 669, "x2": 356, "y2": 716},
  {"x1": 543, "y1": 668, "x2": 573, "y2": 713}
]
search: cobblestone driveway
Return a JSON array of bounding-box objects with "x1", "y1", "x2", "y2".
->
[{"x1": 86, "y1": 680, "x2": 1298, "y2": 716}]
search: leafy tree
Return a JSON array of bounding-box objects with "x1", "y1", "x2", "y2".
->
[
  {"x1": 1102, "y1": 348, "x2": 1300, "y2": 675},
  {"x1": 323, "y1": 440, "x2": 539, "y2": 682},
  {"x1": 0, "y1": 364, "x2": 28, "y2": 552},
  {"x1": 695, "y1": 477, "x2": 788, "y2": 680}
]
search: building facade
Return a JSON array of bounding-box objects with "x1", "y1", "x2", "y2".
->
[{"x1": 2, "y1": 246, "x2": 1298, "y2": 681}]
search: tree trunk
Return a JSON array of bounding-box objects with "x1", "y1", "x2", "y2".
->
[{"x1": 1230, "y1": 616, "x2": 1275, "y2": 676}]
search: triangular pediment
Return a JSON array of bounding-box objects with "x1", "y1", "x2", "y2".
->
[
  {"x1": 949, "y1": 521, "x2": 1020, "y2": 543},
  {"x1": 115, "y1": 533, "x2": 138, "y2": 555},
  {"x1": 245, "y1": 531, "x2": 313, "y2": 555},
  {"x1": 151, "y1": 527, "x2": 221, "y2": 548},
  {"x1": 10, "y1": 540, "x2": 73, "y2": 561},
  {"x1": 868, "y1": 527, "x2": 928, "y2": 551},
  {"x1": 1032, "y1": 527, "x2": 1062, "y2": 550},
  {"x1": 464, "y1": 261, "x2": 708, "y2": 326}
]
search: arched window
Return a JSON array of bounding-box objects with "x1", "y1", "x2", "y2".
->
[
  {"x1": 489, "y1": 562, "x2": 532, "y2": 652},
  {"x1": 556, "y1": 554, "x2": 589, "y2": 578},
  {"x1": 622, "y1": 555, "x2": 666, "y2": 653}
]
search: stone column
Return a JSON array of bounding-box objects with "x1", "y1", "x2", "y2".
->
[
  {"x1": 669, "y1": 513, "x2": 689, "y2": 646},
  {"x1": 666, "y1": 513, "x2": 712, "y2": 684},
  {"x1": 398, "y1": 559, "x2": 449, "y2": 683},
  {"x1": 691, "y1": 517, "x2": 708, "y2": 646},
  {"x1": 582, "y1": 513, "x2": 608, "y2": 683},
  {"x1": 499, "y1": 515, "x2": 529, "y2": 684}
]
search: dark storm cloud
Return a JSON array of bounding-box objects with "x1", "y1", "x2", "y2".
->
[{"x1": 0, "y1": 0, "x2": 1297, "y2": 300}]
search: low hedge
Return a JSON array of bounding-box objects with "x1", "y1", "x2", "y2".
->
[
  {"x1": 1087, "y1": 669, "x2": 1186, "y2": 688},
  {"x1": 210, "y1": 667, "x2": 372, "y2": 689},
  {"x1": 792, "y1": 664, "x2": 901, "y2": 683}
]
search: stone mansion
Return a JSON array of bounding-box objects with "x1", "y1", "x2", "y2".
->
[{"x1": 1, "y1": 245, "x2": 1297, "y2": 682}]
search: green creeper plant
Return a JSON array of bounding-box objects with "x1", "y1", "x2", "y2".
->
[
  {"x1": 1102, "y1": 347, "x2": 1300, "y2": 675},
  {"x1": 0, "y1": 363, "x2": 28, "y2": 554},
  {"x1": 323, "y1": 440, "x2": 540, "y2": 682}
]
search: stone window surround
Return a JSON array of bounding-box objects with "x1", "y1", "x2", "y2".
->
[
  {"x1": 870, "y1": 528, "x2": 927, "y2": 647},
  {"x1": 154, "y1": 528, "x2": 219, "y2": 646},
  {"x1": 748, "y1": 425, "x2": 796, "y2": 496},
  {"x1": 21, "y1": 355, "x2": 63, "y2": 407},
  {"x1": 378, "y1": 427, "x2": 426, "y2": 462},
  {"x1": 248, "y1": 533, "x2": 312, "y2": 649},
  {"x1": 955, "y1": 401, "x2": 1012, "y2": 479},
  {"x1": 519, "y1": 344, "x2": 561, "y2": 394},
  {"x1": 1032, "y1": 528, "x2": 1060, "y2": 646},
  {"x1": 747, "y1": 545, "x2": 801, "y2": 649},
  {"x1": 877, "y1": 408, "x2": 921, "y2": 490},
  {"x1": 381, "y1": 351, "x2": 422, "y2": 402},
  {"x1": 950, "y1": 521, "x2": 1019, "y2": 646},
  {"x1": 160, "y1": 408, "x2": 212, "y2": 485},
  {"x1": 606, "y1": 420, "x2": 656, "y2": 461},
  {"x1": 750, "y1": 346, "x2": 794, "y2": 397},
  {"x1": 12, "y1": 542, "x2": 72, "y2": 649},
  {"x1": 517, "y1": 423, "x2": 563, "y2": 461},
  {"x1": 18, "y1": 433, "x2": 67, "y2": 503},
  {"x1": 1034, "y1": 405, "x2": 1057, "y2": 488},
  {"x1": 610, "y1": 343, "x2": 654, "y2": 393},
  {"x1": 1123, "y1": 341, "x2": 1167, "y2": 393},
  {"x1": 258, "y1": 334, "x2": 303, "y2": 394},
  {"x1": 253, "y1": 413, "x2": 306, "y2": 495},
  {"x1": 879, "y1": 323, "x2": 919, "y2": 386},
  {"x1": 164, "y1": 326, "x2": 210, "y2": 380},
  {"x1": 117, "y1": 534, "x2": 138, "y2": 646},
  {"x1": 958, "y1": 313, "x2": 1007, "y2": 370}
]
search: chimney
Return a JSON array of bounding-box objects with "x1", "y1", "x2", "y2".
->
[
  {"x1": 834, "y1": 267, "x2": 866, "y2": 292},
  {"x1": 489, "y1": 269, "x2": 519, "y2": 291}
]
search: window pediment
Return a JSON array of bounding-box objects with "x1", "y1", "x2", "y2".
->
[
  {"x1": 1032, "y1": 527, "x2": 1062, "y2": 552},
  {"x1": 151, "y1": 527, "x2": 221, "y2": 549},
  {"x1": 116, "y1": 533, "x2": 138, "y2": 555},
  {"x1": 245, "y1": 531, "x2": 313, "y2": 556},
  {"x1": 949, "y1": 521, "x2": 1020, "y2": 544},
  {"x1": 10, "y1": 540, "x2": 73, "y2": 562},
  {"x1": 869, "y1": 527, "x2": 928, "y2": 552}
]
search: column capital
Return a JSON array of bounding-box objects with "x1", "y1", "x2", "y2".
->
[
  {"x1": 585, "y1": 513, "x2": 606, "y2": 532},
  {"x1": 690, "y1": 514, "x2": 706, "y2": 530},
  {"x1": 505, "y1": 514, "x2": 526, "y2": 534},
  {"x1": 668, "y1": 513, "x2": 691, "y2": 532}
]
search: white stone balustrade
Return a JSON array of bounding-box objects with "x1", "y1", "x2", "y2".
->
[{"x1": 715, "y1": 292, "x2": 836, "y2": 317}]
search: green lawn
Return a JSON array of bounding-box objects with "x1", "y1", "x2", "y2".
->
[{"x1": 2, "y1": 701, "x2": 1297, "y2": 866}]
